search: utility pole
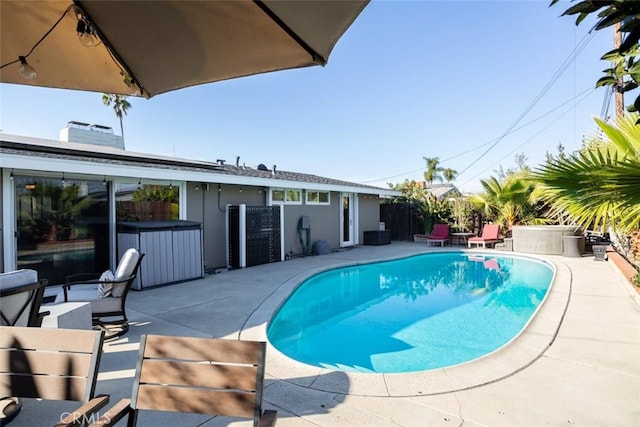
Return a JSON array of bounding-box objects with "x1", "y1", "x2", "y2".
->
[{"x1": 614, "y1": 22, "x2": 624, "y2": 119}]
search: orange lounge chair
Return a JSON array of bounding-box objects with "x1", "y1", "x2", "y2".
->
[
  {"x1": 468, "y1": 224, "x2": 502, "y2": 249},
  {"x1": 426, "y1": 224, "x2": 450, "y2": 247}
]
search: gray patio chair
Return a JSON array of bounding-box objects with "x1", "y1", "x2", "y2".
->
[
  {"x1": 0, "y1": 269, "x2": 48, "y2": 327},
  {"x1": 55, "y1": 248, "x2": 144, "y2": 339},
  {"x1": 0, "y1": 270, "x2": 49, "y2": 424}
]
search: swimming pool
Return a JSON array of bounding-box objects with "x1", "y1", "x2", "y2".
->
[{"x1": 267, "y1": 252, "x2": 554, "y2": 373}]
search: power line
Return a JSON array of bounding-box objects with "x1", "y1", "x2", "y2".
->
[
  {"x1": 360, "y1": 28, "x2": 596, "y2": 186},
  {"x1": 454, "y1": 30, "x2": 596, "y2": 178},
  {"x1": 440, "y1": 87, "x2": 594, "y2": 163},
  {"x1": 358, "y1": 86, "x2": 595, "y2": 184},
  {"x1": 459, "y1": 87, "x2": 595, "y2": 187}
]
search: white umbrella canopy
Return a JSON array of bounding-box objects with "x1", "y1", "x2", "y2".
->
[{"x1": 1, "y1": 0, "x2": 369, "y2": 98}]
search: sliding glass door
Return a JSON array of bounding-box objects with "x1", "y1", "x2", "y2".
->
[{"x1": 15, "y1": 175, "x2": 110, "y2": 285}]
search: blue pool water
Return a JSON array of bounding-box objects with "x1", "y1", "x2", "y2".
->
[{"x1": 267, "y1": 252, "x2": 554, "y2": 373}]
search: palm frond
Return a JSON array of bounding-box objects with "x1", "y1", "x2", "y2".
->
[{"x1": 535, "y1": 148, "x2": 640, "y2": 233}]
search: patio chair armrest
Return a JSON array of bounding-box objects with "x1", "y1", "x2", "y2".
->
[
  {"x1": 258, "y1": 409, "x2": 278, "y2": 427},
  {"x1": 66, "y1": 273, "x2": 101, "y2": 283},
  {"x1": 55, "y1": 394, "x2": 110, "y2": 427},
  {"x1": 87, "y1": 398, "x2": 132, "y2": 427},
  {"x1": 62, "y1": 279, "x2": 101, "y2": 301},
  {"x1": 62, "y1": 276, "x2": 130, "y2": 302},
  {"x1": 66, "y1": 275, "x2": 130, "y2": 288}
]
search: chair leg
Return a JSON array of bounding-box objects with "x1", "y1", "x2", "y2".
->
[
  {"x1": 94, "y1": 317, "x2": 129, "y2": 340},
  {"x1": 95, "y1": 322, "x2": 129, "y2": 341},
  {"x1": 0, "y1": 397, "x2": 22, "y2": 426}
]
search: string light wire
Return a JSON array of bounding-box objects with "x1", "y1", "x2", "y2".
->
[
  {"x1": 0, "y1": 4, "x2": 141, "y2": 95},
  {"x1": 0, "y1": 10, "x2": 67, "y2": 70}
]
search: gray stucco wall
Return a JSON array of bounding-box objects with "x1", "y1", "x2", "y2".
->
[
  {"x1": 358, "y1": 195, "x2": 382, "y2": 242},
  {"x1": 281, "y1": 192, "x2": 340, "y2": 256},
  {"x1": 186, "y1": 186, "x2": 384, "y2": 269},
  {"x1": 186, "y1": 183, "x2": 266, "y2": 270}
]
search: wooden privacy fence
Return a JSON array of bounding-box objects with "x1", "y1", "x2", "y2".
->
[
  {"x1": 117, "y1": 201, "x2": 175, "y2": 221},
  {"x1": 380, "y1": 203, "x2": 424, "y2": 241}
]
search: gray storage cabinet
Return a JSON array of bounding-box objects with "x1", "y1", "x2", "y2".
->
[{"x1": 117, "y1": 221, "x2": 204, "y2": 290}]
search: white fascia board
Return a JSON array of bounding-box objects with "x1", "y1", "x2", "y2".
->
[
  {"x1": 223, "y1": 176, "x2": 398, "y2": 196},
  {"x1": 2, "y1": 152, "x2": 204, "y2": 182},
  {"x1": 2, "y1": 152, "x2": 399, "y2": 196}
]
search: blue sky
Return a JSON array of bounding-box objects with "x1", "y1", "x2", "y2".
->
[{"x1": 0, "y1": 0, "x2": 614, "y2": 193}]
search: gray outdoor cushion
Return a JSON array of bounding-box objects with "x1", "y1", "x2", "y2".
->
[
  {"x1": 0, "y1": 269, "x2": 39, "y2": 326},
  {"x1": 112, "y1": 249, "x2": 140, "y2": 297},
  {"x1": 55, "y1": 285, "x2": 122, "y2": 314},
  {"x1": 0, "y1": 269, "x2": 38, "y2": 290}
]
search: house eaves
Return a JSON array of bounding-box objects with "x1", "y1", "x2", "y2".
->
[{"x1": 1, "y1": 133, "x2": 399, "y2": 197}]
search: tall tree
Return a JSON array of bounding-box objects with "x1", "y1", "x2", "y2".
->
[
  {"x1": 443, "y1": 168, "x2": 458, "y2": 182},
  {"x1": 102, "y1": 94, "x2": 131, "y2": 141},
  {"x1": 423, "y1": 157, "x2": 444, "y2": 184}
]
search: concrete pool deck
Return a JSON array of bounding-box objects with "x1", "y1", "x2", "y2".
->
[{"x1": 15, "y1": 242, "x2": 640, "y2": 426}]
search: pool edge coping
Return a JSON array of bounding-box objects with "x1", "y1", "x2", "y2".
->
[{"x1": 239, "y1": 249, "x2": 571, "y2": 397}]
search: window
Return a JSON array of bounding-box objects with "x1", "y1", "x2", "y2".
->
[
  {"x1": 115, "y1": 183, "x2": 179, "y2": 221},
  {"x1": 15, "y1": 175, "x2": 110, "y2": 285},
  {"x1": 269, "y1": 188, "x2": 302, "y2": 205},
  {"x1": 306, "y1": 190, "x2": 330, "y2": 205},
  {"x1": 286, "y1": 189, "x2": 301, "y2": 203},
  {"x1": 271, "y1": 189, "x2": 285, "y2": 203}
]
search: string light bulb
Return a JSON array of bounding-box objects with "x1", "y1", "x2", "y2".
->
[
  {"x1": 66, "y1": 4, "x2": 96, "y2": 47},
  {"x1": 61, "y1": 172, "x2": 65, "y2": 185},
  {"x1": 76, "y1": 21, "x2": 95, "y2": 47},
  {"x1": 18, "y1": 56, "x2": 36, "y2": 80},
  {"x1": 9, "y1": 169, "x2": 14, "y2": 181},
  {"x1": 137, "y1": 179, "x2": 142, "y2": 189},
  {"x1": 79, "y1": 32, "x2": 95, "y2": 47},
  {"x1": 66, "y1": 4, "x2": 83, "y2": 21}
]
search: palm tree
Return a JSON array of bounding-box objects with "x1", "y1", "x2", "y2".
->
[
  {"x1": 534, "y1": 114, "x2": 640, "y2": 234},
  {"x1": 423, "y1": 157, "x2": 444, "y2": 184},
  {"x1": 468, "y1": 174, "x2": 542, "y2": 234},
  {"x1": 443, "y1": 168, "x2": 458, "y2": 183},
  {"x1": 102, "y1": 94, "x2": 131, "y2": 141}
]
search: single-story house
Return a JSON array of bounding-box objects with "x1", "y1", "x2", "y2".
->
[{"x1": 1, "y1": 122, "x2": 398, "y2": 287}]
